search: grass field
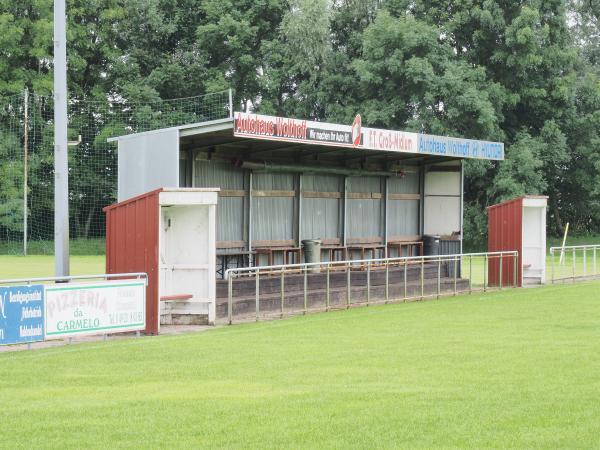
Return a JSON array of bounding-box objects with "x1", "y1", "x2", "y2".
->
[
  {"x1": 0, "y1": 255, "x2": 105, "y2": 279},
  {"x1": 0, "y1": 233, "x2": 598, "y2": 281},
  {"x1": 2, "y1": 281, "x2": 600, "y2": 448},
  {"x1": 0, "y1": 238, "x2": 106, "y2": 256},
  {"x1": 0, "y1": 252, "x2": 592, "y2": 287}
]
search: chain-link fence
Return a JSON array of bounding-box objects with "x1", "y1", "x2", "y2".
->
[{"x1": 0, "y1": 89, "x2": 231, "y2": 255}]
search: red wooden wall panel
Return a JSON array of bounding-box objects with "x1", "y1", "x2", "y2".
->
[
  {"x1": 487, "y1": 197, "x2": 523, "y2": 287},
  {"x1": 103, "y1": 189, "x2": 162, "y2": 334}
]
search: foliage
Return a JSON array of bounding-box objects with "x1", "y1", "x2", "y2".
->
[{"x1": 0, "y1": 129, "x2": 24, "y2": 234}]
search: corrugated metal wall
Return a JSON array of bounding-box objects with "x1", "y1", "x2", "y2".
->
[
  {"x1": 301, "y1": 174, "x2": 343, "y2": 241},
  {"x1": 387, "y1": 172, "x2": 420, "y2": 238},
  {"x1": 439, "y1": 239, "x2": 461, "y2": 256},
  {"x1": 347, "y1": 177, "x2": 384, "y2": 239},
  {"x1": 194, "y1": 161, "x2": 246, "y2": 244},
  {"x1": 187, "y1": 160, "x2": 437, "y2": 264},
  {"x1": 252, "y1": 172, "x2": 296, "y2": 242},
  {"x1": 424, "y1": 168, "x2": 461, "y2": 236}
]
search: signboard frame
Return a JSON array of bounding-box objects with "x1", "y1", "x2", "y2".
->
[
  {"x1": 44, "y1": 279, "x2": 146, "y2": 339},
  {"x1": 0, "y1": 284, "x2": 45, "y2": 346},
  {"x1": 233, "y1": 112, "x2": 504, "y2": 161}
]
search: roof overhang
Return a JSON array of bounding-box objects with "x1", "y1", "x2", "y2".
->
[{"x1": 108, "y1": 112, "x2": 504, "y2": 170}]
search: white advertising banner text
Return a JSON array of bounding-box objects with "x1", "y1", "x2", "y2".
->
[{"x1": 45, "y1": 280, "x2": 146, "y2": 338}]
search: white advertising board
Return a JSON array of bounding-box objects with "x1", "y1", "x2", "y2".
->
[
  {"x1": 233, "y1": 112, "x2": 504, "y2": 161},
  {"x1": 44, "y1": 280, "x2": 146, "y2": 338}
]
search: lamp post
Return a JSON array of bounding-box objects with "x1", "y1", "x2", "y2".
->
[{"x1": 54, "y1": 0, "x2": 69, "y2": 277}]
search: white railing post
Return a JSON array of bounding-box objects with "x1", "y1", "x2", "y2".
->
[
  {"x1": 280, "y1": 267, "x2": 285, "y2": 318},
  {"x1": 437, "y1": 257, "x2": 441, "y2": 299},
  {"x1": 453, "y1": 255, "x2": 458, "y2": 295},
  {"x1": 551, "y1": 249, "x2": 555, "y2": 284},
  {"x1": 469, "y1": 255, "x2": 472, "y2": 293},
  {"x1": 483, "y1": 254, "x2": 487, "y2": 292},
  {"x1": 326, "y1": 263, "x2": 330, "y2": 312},
  {"x1": 499, "y1": 253, "x2": 503, "y2": 290},
  {"x1": 255, "y1": 270, "x2": 260, "y2": 322},
  {"x1": 420, "y1": 257, "x2": 424, "y2": 300},
  {"x1": 303, "y1": 266, "x2": 308, "y2": 315},
  {"x1": 513, "y1": 252, "x2": 518, "y2": 288},
  {"x1": 228, "y1": 274, "x2": 233, "y2": 325},
  {"x1": 346, "y1": 262, "x2": 351, "y2": 309},
  {"x1": 366, "y1": 261, "x2": 371, "y2": 306},
  {"x1": 572, "y1": 247, "x2": 576, "y2": 281},
  {"x1": 403, "y1": 259, "x2": 408, "y2": 301},
  {"x1": 385, "y1": 261, "x2": 389, "y2": 304}
]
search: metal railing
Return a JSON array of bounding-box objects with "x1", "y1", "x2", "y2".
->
[
  {"x1": 550, "y1": 245, "x2": 600, "y2": 283},
  {"x1": 224, "y1": 251, "x2": 518, "y2": 324},
  {"x1": 0, "y1": 272, "x2": 148, "y2": 286}
]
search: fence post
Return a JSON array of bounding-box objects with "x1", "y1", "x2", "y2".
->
[
  {"x1": 437, "y1": 257, "x2": 441, "y2": 299},
  {"x1": 469, "y1": 255, "x2": 472, "y2": 294},
  {"x1": 346, "y1": 262, "x2": 351, "y2": 309},
  {"x1": 255, "y1": 270, "x2": 260, "y2": 322},
  {"x1": 420, "y1": 257, "x2": 424, "y2": 300},
  {"x1": 303, "y1": 266, "x2": 308, "y2": 315},
  {"x1": 551, "y1": 249, "x2": 555, "y2": 284},
  {"x1": 403, "y1": 259, "x2": 408, "y2": 301},
  {"x1": 584, "y1": 247, "x2": 587, "y2": 277},
  {"x1": 366, "y1": 261, "x2": 371, "y2": 306},
  {"x1": 453, "y1": 255, "x2": 458, "y2": 295},
  {"x1": 385, "y1": 261, "x2": 389, "y2": 304},
  {"x1": 513, "y1": 253, "x2": 518, "y2": 288},
  {"x1": 483, "y1": 254, "x2": 487, "y2": 292},
  {"x1": 326, "y1": 263, "x2": 330, "y2": 312},
  {"x1": 228, "y1": 274, "x2": 233, "y2": 325},
  {"x1": 594, "y1": 247, "x2": 597, "y2": 276},
  {"x1": 499, "y1": 253, "x2": 503, "y2": 290},
  {"x1": 572, "y1": 247, "x2": 576, "y2": 281},
  {"x1": 280, "y1": 268, "x2": 285, "y2": 318}
]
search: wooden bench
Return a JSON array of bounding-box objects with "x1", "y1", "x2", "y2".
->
[
  {"x1": 253, "y1": 240, "x2": 302, "y2": 266},
  {"x1": 160, "y1": 294, "x2": 193, "y2": 302},
  {"x1": 319, "y1": 238, "x2": 347, "y2": 262},
  {"x1": 387, "y1": 240, "x2": 423, "y2": 258},
  {"x1": 346, "y1": 237, "x2": 386, "y2": 264}
]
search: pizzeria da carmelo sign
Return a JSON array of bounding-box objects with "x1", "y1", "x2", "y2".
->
[{"x1": 233, "y1": 112, "x2": 504, "y2": 161}]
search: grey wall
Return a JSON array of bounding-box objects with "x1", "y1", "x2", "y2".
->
[
  {"x1": 194, "y1": 160, "x2": 246, "y2": 244},
  {"x1": 347, "y1": 177, "x2": 384, "y2": 239},
  {"x1": 424, "y1": 165, "x2": 461, "y2": 236},
  {"x1": 301, "y1": 174, "x2": 343, "y2": 241},
  {"x1": 251, "y1": 173, "x2": 296, "y2": 242},
  {"x1": 387, "y1": 172, "x2": 420, "y2": 238},
  {"x1": 118, "y1": 129, "x2": 179, "y2": 202},
  {"x1": 187, "y1": 159, "x2": 440, "y2": 258}
]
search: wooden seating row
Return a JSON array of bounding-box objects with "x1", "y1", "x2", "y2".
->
[{"x1": 216, "y1": 238, "x2": 425, "y2": 274}]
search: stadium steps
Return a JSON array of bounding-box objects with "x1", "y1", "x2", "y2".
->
[
  {"x1": 217, "y1": 262, "x2": 458, "y2": 297},
  {"x1": 216, "y1": 262, "x2": 467, "y2": 319}
]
